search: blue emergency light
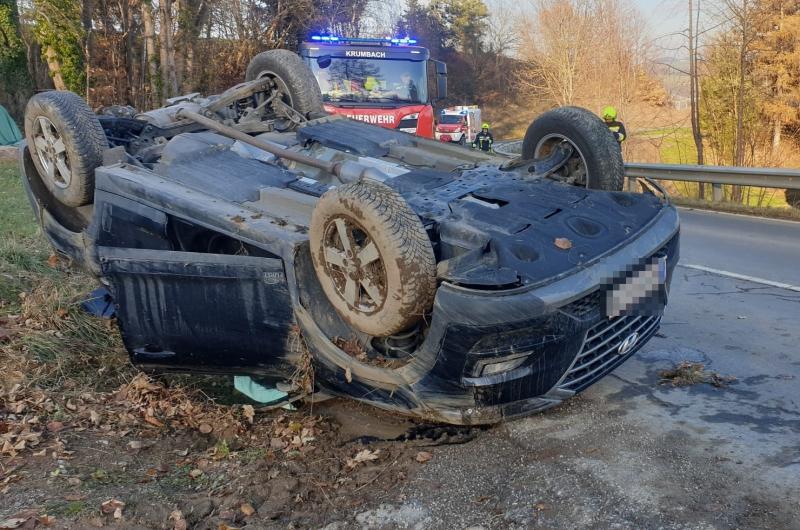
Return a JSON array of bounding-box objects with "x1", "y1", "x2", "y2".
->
[{"x1": 309, "y1": 35, "x2": 417, "y2": 45}]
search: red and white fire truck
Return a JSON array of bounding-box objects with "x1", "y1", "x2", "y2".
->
[
  {"x1": 435, "y1": 106, "x2": 481, "y2": 145},
  {"x1": 299, "y1": 36, "x2": 447, "y2": 138}
]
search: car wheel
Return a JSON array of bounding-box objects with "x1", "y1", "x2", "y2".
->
[
  {"x1": 309, "y1": 179, "x2": 436, "y2": 337},
  {"x1": 245, "y1": 49, "x2": 325, "y2": 119},
  {"x1": 24, "y1": 91, "x2": 108, "y2": 207},
  {"x1": 522, "y1": 106, "x2": 624, "y2": 191},
  {"x1": 786, "y1": 189, "x2": 800, "y2": 209}
]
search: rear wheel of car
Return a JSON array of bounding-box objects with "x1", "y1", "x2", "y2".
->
[
  {"x1": 309, "y1": 179, "x2": 436, "y2": 337},
  {"x1": 522, "y1": 106, "x2": 624, "y2": 191},
  {"x1": 786, "y1": 189, "x2": 800, "y2": 209},
  {"x1": 245, "y1": 50, "x2": 325, "y2": 119},
  {"x1": 24, "y1": 91, "x2": 108, "y2": 207}
]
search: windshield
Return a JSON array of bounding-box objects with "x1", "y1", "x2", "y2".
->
[
  {"x1": 310, "y1": 57, "x2": 428, "y2": 105},
  {"x1": 439, "y1": 114, "x2": 464, "y2": 125}
]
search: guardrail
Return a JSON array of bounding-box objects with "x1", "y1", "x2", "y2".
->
[{"x1": 493, "y1": 140, "x2": 800, "y2": 201}]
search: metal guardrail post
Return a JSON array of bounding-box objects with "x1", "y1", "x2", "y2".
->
[{"x1": 712, "y1": 183, "x2": 723, "y2": 202}]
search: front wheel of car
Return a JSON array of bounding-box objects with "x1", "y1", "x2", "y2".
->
[
  {"x1": 522, "y1": 106, "x2": 624, "y2": 191},
  {"x1": 309, "y1": 179, "x2": 437, "y2": 337},
  {"x1": 24, "y1": 91, "x2": 108, "y2": 207}
]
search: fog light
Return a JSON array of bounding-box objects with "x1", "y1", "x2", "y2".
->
[{"x1": 481, "y1": 355, "x2": 528, "y2": 376}]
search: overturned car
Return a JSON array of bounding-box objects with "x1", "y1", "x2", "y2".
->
[{"x1": 20, "y1": 50, "x2": 679, "y2": 424}]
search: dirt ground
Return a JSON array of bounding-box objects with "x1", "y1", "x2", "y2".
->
[{"x1": 1, "y1": 377, "x2": 459, "y2": 530}]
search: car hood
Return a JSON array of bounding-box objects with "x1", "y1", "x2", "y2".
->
[{"x1": 388, "y1": 168, "x2": 672, "y2": 289}]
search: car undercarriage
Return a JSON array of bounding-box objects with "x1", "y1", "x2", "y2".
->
[{"x1": 19, "y1": 50, "x2": 679, "y2": 424}]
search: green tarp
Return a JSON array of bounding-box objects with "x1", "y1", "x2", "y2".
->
[{"x1": 0, "y1": 105, "x2": 22, "y2": 146}]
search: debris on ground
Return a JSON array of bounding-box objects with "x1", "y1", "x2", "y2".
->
[
  {"x1": 658, "y1": 361, "x2": 736, "y2": 388},
  {"x1": 333, "y1": 336, "x2": 410, "y2": 369}
]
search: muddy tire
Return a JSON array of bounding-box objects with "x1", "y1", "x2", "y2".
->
[
  {"x1": 24, "y1": 91, "x2": 107, "y2": 207},
  {"x1": 786, "y1": 189, "x2": 800, "y2": 209},
  {"x1": 522, "y1": 106, "x2": 624, "y2": 191},
  {"x1": 309, "y1": 179, "x2": 436, "y2": 337},
  {"x1": 245, "y1": 49, "x2": 324, "y2": 119}
]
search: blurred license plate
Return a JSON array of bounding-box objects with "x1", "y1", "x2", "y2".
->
[{"x1": 605, "y1": 255, "x2": 667, "y2": 318}]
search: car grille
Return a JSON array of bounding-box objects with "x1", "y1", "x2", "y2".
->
[
  {"x1": 561, "y1": 290, "x2": 601, "y2": 318},
  {"x1": 558, "y1": 314, "x2": 661, "y2": 393}
]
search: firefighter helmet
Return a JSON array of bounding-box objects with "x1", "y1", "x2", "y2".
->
[{"x1": 602, "y1": 106, "x2": 617, "y2": 121}]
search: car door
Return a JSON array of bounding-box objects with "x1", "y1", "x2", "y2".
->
[{"x1": 93, "y1": 192, "x2": 296, "y2": 375}]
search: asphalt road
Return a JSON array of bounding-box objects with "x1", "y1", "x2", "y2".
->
[
  {"x1": 678, "y1": 207, "x2": 800, "y2": 287},
  {"x1": 328, "y1": 209, "x2": 800, "y2": 529}
]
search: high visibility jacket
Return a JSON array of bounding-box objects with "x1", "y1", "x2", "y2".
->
[
  {"x1": 606, "y1": 120, "x2": 626, "y2": 143},
  {"x1": 472, "y1": 131, "x2": 494, "y2": 152}
]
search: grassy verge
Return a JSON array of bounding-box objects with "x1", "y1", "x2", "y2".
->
[{"x1": 0, "y1": 161, "x2": 133, "y2": 394}]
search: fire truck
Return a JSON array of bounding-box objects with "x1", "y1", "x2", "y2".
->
[
  {"x1": 435, "y1": 106, "x2": 481, "y2": 145},
  {"x1": 299, "y1": 36, "x2": 447, "y2": 138}
]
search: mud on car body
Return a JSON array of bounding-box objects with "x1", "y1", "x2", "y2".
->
[{"x1": 19, "y1": 50, "x2": 679, "y2": 425}]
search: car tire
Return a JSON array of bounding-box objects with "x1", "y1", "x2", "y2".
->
[
  {"x1": 24, "y1": 91, "x2": 107, "y2": 207},
  {"x1": 786, "y1": 189, "x2": 800, "y2": 209},
  {"x1": 522, "y1": 106, "x2": 624, "y2": 191},
  {"x1": 245, "y1": 49, "x2": 325, "y2": 119},
  {"x1": 309, "y1": 179, "x2": 436, "y2": 337}
]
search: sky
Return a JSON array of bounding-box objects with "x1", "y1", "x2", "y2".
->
[{"x1": 633, "y1": 0, "x2": 688, "y2": 53}]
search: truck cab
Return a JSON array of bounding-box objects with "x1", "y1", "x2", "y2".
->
[{"x1": 298, "y1": 36, "x2": 446, "y2": 138}]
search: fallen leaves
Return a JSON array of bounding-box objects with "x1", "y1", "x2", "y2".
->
[
  {"x1": 415, "y1": 451, "x2": 432, "y2": 464},
  {"x1": 242, "y1": 404, "x2": 255, "y2": 424},
  {"x1": 169, "y1": 510, "x2": 188, "y2": 530},
  {"x1": 346, "y1": 448, "x2": 380, "y2": 469},
  {"x1": 658, "y1": 361, "x2": 736, "y2": 388},
  {"x1": 554, "y1": 237, "x2": 573, "y2": 250},
  {"x1": 100, "y1": 498, "x2": 125, "y2": 519},
  {"x1": 240, "y1": 503, "x2": 256, "y2": 516}
]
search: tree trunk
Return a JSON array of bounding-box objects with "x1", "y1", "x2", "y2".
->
[
  {"x1": 688, "y1": 0, "x2": 705, "y2": 197},
  {"x1": 159, "y1": 0, "x2": 178, "y2": 100},
  {"x1": 772, "y1": 119, "x2": 781, "y2": 155},
  {"x1": 44, "y1": 46, "x2": 67, "y2": 90},
  {"x1": 142, "y1": 0, "x2": 159, "y2": 106},
  {"x1": 82, "y1": 0, "x2": 94, "y2": 102}
]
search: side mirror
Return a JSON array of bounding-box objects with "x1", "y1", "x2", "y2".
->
[{"x1": 429, "y1": 60, "x2": 447, "y2": 102}]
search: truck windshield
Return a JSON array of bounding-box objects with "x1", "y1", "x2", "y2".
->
[
  {"x1": 310, "y1": 58, "x2": 428, "y2": 105},
  {"x1": 439, "y1": 114, "x2": 464, "y2": 125}
]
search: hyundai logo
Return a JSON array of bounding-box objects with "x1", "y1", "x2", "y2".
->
[{"x1": 617, "y1": 332, "x2": 640, "y2": 356}]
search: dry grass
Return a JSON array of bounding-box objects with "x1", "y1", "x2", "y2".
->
[{"x1": 658, "y1": 362, "x2": 736, "y2": 388}]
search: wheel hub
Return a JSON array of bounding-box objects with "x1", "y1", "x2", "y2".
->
[
  {"x1": 321, "y1": 216, "x2": 387, "y2": 314},
  {"x1": 32, "y1": 116, "x2": 71, "y2": 189},
  {"x1": 534, "y1": 133, "x2": 588, "y2": 187}
]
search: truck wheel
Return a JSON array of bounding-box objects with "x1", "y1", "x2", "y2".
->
[
  {"x1": 24, "y1": 91, "x2": 107, "y2": 207},
  {"x1": 522, "y1": 106, "x2": 624, "y2": 191},
  {"x1": 786, "y1": 189, "x2": 800, "y2": 209},
  {"x1": 310, "y1": 179, "x2": 436, "y2": 337},
  {"x1": 245, "y1": 50, "x2": 324, "y2": 119}
]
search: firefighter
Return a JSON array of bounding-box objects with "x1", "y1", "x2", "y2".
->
[
  {"x1": 602, "y1": 106, "x2": 626, "y2": 143},
  {"x1": 472, "y1": 122, "x2": 494, "y2": 152}
]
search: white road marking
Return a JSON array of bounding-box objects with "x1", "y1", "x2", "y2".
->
[
  {"x1": 677, "y1": 206, "x2": 800, "y2": 225},
  {"x1": 679, "y1": 263, "x2": 800, "y2": 292}
]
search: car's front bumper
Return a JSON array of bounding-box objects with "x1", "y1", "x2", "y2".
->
[{"x1": 311, "y1": 206, "x2": 680, "y2": 424}]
